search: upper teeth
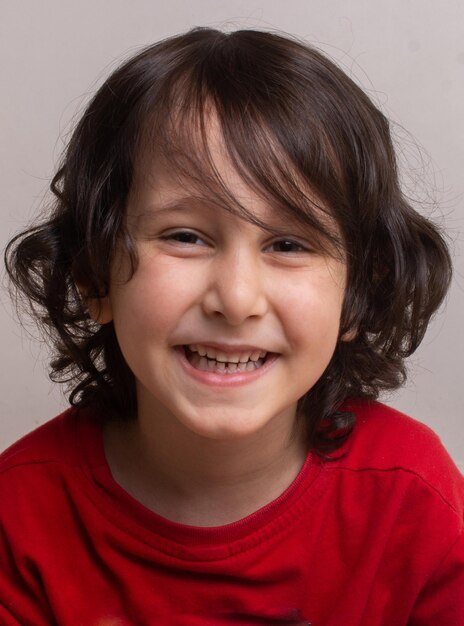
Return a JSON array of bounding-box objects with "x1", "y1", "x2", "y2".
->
[{"x1": 188, "y1": 344, "x2": 267, "y2": 363}]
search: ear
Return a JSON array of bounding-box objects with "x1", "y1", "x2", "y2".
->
[
  {"x1": 86, "y1": 296, "x2": 113, "y2": 325},
  {"x1": 340, "y1": 327, "x2": 356, "y2": 342},
  {"x1": 76, "y1": 282, "x2": 113, "y2": 325}
]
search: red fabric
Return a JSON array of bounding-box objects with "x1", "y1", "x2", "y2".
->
[{"x1": 0, "y1": 400, "x2": 463, "y2": 625}]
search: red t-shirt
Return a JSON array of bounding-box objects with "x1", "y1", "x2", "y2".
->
[{"x1": 0, "y1": 400, "x2": 463, "y2": 625}]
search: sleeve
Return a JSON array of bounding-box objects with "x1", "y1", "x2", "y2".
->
[
  {"x1": 409, "y1": 528, "x2": 464, "y2": 625},
  {"x1": 0, "y1": 530, "x2": 58, "y2": 626},
  {"x1": 0, "y1": 605, "x2": 22, "y2": 626},
  {"x1": 0, "y1": 486, "x2": 58, "y2": 626}
]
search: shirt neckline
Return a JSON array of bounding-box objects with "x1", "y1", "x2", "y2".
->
[{"x1": 75, "y1": 406, "x2": 325, "y2": 561}]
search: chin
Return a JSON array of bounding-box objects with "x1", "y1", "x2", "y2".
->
[{"x1": 179, "y1": 409, "x2": 281, "y2": 442}]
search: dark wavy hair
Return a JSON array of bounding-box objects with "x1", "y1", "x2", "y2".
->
[{"x1": 4, "y1": 27, "x2": 452, "y2": 453}]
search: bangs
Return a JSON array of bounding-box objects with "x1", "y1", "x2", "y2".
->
[{"x1": 131, "y1": 30, "x2": 349, "y2": 258}]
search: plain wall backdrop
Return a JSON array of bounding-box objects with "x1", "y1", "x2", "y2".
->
[{"x1": 1, "y1": 0, "x2": 463, "y2": 468}]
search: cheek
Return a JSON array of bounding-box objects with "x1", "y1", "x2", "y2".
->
[
  {"x1": 278, "y1": 279, "x2": 345, "y2": 366},
  {"x1": 111, "y1": 260, "x2": 202, "y2": 331}
]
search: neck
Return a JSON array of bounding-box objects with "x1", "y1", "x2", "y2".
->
[{"x1": 104, "y1": 403, "x2": 308, "y2": 527}]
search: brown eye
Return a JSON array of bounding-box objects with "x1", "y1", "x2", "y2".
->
[
  {"x1": 268, "y1": 239, "x2": 306, "y2": 253},
  {"x1": 162, "y1": 230, "x2": 207, "y2": 246}
]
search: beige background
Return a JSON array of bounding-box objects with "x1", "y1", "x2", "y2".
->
[{"x1": 1, "y1": 0, "x2": 463, "y2": 469}]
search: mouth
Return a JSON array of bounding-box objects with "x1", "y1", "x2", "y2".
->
[{"x1": 183, "y1": 344, "x2": 270, "y2": 374}]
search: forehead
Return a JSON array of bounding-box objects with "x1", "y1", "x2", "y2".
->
[
  {"x1": 133, "y1": 113, "x2": 248, "y2": 192},
  {"x1": 131, "y1": 121, "x2": 266, "y2": 212}
]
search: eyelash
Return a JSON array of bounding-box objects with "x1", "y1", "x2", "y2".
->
[
  {"x1": 161, "y1": 230, "x2": 310, "y2": 254},
  {"x1": 162, "y1": 231, "x2": 206, "y2": 245},
  {"x1": 265, "y1": 240, "x2": 307, "y2": 253}
]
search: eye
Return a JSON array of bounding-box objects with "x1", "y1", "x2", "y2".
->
[
  {"x1": 161, "y1": 230, "x2": 208, "y2": 246},
  {"x1": 266, "y1": 239, "x2": 308, "y2": 253}
]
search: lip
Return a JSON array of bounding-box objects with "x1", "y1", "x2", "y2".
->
[
  {"x1": 175, "y1": 345, "x2": 279, "y2": 387},
  {"x1": 186, "y1": 342, "x2": 269, "y2": 355}
]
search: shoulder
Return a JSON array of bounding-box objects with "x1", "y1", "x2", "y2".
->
[
  {"x1": 341, "y1": 399, "x2": 458, "y2": 471},
  {"x1": 0, "y1": 405, "x2": 103, "y2": 536},
  {"x1": 335, "y1": 399, "x2": 464, "y2": 518},
  {"x1": 0, "y1": 406, "x2": 95, "y2": 476}
]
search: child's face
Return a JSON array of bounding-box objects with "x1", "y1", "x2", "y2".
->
[{"x1": 94, "y1": 127, "x2": 348, "y2": 442}]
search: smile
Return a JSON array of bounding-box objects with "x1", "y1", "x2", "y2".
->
[
  {"x1": 182, "y1": 344, "x2": 277, "y2": 381},
  {"x1": 184, "y1": 344, "x2": 269, "y2": 374}
]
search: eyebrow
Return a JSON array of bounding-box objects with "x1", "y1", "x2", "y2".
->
[
  {"x1": 130, "y1": 196, "x2": 205, "y2": 216},
  {"x1": 126, "y1": 196, "x2": 214, "y2": 227}
]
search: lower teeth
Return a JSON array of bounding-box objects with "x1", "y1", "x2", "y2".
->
[{"x1": 186, "y1": 349, "x2": 265, "y2": 373}]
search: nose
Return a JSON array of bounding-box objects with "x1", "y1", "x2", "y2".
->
[{"x1": 201, "y1": 248, "x2": 268, "y2": 326}]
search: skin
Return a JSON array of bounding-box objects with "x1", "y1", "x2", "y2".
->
[{"x1": 89, "y1": 126, "x2": 350, "y2": 527}]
